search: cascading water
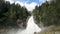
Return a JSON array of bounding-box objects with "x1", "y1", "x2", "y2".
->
[{"x1": 17, "y1": 15, "x2": 41, "y2": 34}]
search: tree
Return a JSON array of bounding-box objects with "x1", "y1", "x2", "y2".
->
[
  {"x1": 0, "y1": 0, "x2": 30, "y2": 29},
  {"x1": 33, "y1": 0, "x2": 60, "y2": 27}
]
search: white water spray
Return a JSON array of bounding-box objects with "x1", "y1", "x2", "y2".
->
[{"x1": 17, "y1": 15, "x2": 41, "y2": 34}]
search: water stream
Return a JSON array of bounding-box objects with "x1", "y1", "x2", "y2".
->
[{"x1": 16, "y1": 15, "x2": 41, "y2": 34}]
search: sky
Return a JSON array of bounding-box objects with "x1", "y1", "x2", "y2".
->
[{"x1": 5, "y1": 0, "x2": 46, "y2": 11}]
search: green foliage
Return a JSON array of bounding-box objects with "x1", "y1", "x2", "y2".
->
[
  {"x1": 33, "y1": 0, "x2": 60, "y2": 26},
  {"x1": 0, "y1": 0, "x2": 30, "y2": 28},
  {"x1": 33, "y1": 6, "x2": 41, "y2": 24}
]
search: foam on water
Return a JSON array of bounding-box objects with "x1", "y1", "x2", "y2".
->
[{"x1": 16, "y1": 16, "x2": 41, "y2": 34}]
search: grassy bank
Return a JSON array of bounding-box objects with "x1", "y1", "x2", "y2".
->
[{"x1": 34, "y1": 26, "x2": 60, "y2": 34}]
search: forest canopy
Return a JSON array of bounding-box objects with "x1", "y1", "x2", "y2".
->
[
  {"x1": 0, "y1": 0, "x2": 60, "y2": 29},
  {"x1": 0, "y1": 0, "x2": 31, "y2": 29},
  {"x1": 33, "y1": 0, "x2": 60, "y2": 26}
]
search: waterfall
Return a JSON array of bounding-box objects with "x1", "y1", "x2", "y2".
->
[{"x1": 17, "y1": 15, "x2": 41, "y2": 34}]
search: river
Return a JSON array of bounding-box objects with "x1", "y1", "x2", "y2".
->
[{"x1": 16, "y1": 15, "x2": 41, "y2": 34}]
